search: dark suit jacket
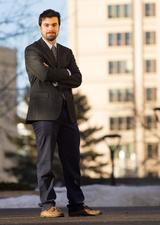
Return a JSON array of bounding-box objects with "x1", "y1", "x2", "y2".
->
[{"x1": 25, "y1": 38, "x2": 82, "y2": 123}]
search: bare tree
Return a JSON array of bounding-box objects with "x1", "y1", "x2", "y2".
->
[
  {"x1": 0, "y1": 0, "x2": 39, "y2": 182},
  {"x1": 0, "y1": 0, "x2": 37, "y2": 42}
]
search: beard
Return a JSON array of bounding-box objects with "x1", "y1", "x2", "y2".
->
[{"x1": 46, "y1": 32, "x2": 58, "y2": 41}]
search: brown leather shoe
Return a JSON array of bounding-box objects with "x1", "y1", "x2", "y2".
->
[
  {"x1": 68, "y1": 205, "x2": 102, "y2": 217},
  {"x1": 40, "y1": 206, "x2": 64, "y2": 218}
]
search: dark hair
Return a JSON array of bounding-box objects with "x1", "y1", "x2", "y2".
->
[{"x1": 39, "y1": 9, "x2": 61, "y2": 26}]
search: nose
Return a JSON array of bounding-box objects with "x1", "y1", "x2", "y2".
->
[{"x1": 48, "y1": 26, "x2": 54, "y2": 31}]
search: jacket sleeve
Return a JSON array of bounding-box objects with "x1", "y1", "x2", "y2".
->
[
  {"x1": 58, "y1": 49, "x2": 82, "y2": 88},
  {"x1": 25, "y1": 46, "x2": 70, "y2": 82}
]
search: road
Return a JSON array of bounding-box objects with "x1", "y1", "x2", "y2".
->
[{"x1": 0, "y1": 207, "x2": 159, "y2": 225}]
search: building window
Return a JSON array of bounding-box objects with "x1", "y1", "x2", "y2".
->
[
  {"x1": 109, "y1": 89, "x2": 134, "y2": 102},
  {"x1": 145, "y1": 88, "x2": 157, "y2": 101},
  {"x1": 125, "y1": 32, "x2": 131, "y2": 45},
  {"x1": 124, "y1": 4, "x2": 132, "y2": 17},
  {"x1": 116, "y1": 5, "x2": 121, "y2": 17},
  {"x1": 147, "y1": 171, "x2": 158, "y2": 177},
  {"x1": 118, "y1": 144, "x2": 135, "y2": 160},
  {"x1": 144, "y1": 31, "x2": 156, "y2": 45},
  {"x1": 126, "y1": 89, "x2": 134, "y2": 101},
  {"x1": 108, "y1": 60, "x2": 132, "y2": 74},
  {"x1": 145, "y1": 59, "x2": 156, "y2": 73},
  {"x1": 117, "y1": 33, "x2": 122, "y2": 45},
  {"x1": 110, "y1": 116, "x2": 134, "y2": 130},
  {"x1": 108, "y1": 32, "x2": 132, "y2": 46},
  {"x1": 144, "y1": 3, "x2": 156, "y2": 17},
  {"x1": 108, "y1": 4, "x2": 132, "y2": 18},
  {"x1": 144, "y1": 116, "x2": 156, "y2": 129},
  {"x1": 108, "y1": 33, "x2": 116, "y2": 46},
  {"x1": 146, "y1": 143, "x2": 158, "y2": 159},
  {"x1": 110, "y1": 117, "x2": 118, "y2": 130},
  {"x1": 108, "y1": 5, "x2": 113, "y2": 18},
  {"x1": 117, "y1": 61, "x2": 124, "y2": 73},
  {"x1": 109, "y1": 90, "x2": 117, "y2": 102}
]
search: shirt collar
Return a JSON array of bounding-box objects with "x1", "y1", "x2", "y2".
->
[{"x1": 42, "y1": 37, "x2": 57, "y2": 49}]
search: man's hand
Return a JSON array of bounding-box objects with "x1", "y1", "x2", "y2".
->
[{"x1": 43, "y1": 62, "x2": 49, "y2": 67}]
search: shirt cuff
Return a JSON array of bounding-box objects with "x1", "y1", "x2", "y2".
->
[
  {"x1": 52, "y1": 82, "x2": 58, "y2": 87},
  {"x1": 67, "y1": 69, "x2": 72, "y2": 76}
]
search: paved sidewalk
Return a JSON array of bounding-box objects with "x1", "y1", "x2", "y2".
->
[{"x1": 0, "y1": 207, "x2": 159, "y2": 225}]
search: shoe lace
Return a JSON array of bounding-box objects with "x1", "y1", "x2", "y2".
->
[
  {"x1": 49, "y1": 207, "x2": 56, "y2": 212},
  {"x1": 50, "y1": 207, "x2": 62, "y2": 213},
  {"x1": 84, "y1": 205, "x2": 92, "y2": 210}
]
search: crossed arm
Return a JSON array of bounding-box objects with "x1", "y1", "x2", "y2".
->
[{"x1": 25, "y1": 47, "x2": 82, "y2": 88}]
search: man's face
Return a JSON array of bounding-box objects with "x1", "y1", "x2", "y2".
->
[{"x1": 40, "y1": 17, "x2": 60, "y2": 42}]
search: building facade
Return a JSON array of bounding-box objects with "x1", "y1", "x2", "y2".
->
[
  {"x1": 0, "y1": 47, "x2": 17, "y2": 182},
  {"x1": 68, "y1": 0, "x2": 160, "y2": 178}
]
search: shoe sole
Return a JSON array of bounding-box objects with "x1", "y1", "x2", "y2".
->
[
  {"x1": 40, "y1": 214, "x2": 64, "y2": 218},
  {"x1": 69, "y1": 212, "x2": 102, "y2": 217},
  {"x1": 40, "y1": 215, "x2": 64, "y2": 218}
]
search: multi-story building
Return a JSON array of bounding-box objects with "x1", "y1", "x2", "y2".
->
[
  {"x1": 0, "y1": 47, "x2": 17, "y2": 182},
  {"x1": 68, "y1": 0, "x2": 160, "y2": 178}
]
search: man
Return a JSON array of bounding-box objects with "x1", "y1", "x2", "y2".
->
[{"x1": 25, "y1": 9, "x2": 102, "y2": 218}]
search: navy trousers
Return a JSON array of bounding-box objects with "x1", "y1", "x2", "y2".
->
[{"x1": 32, "y1": 103, "x2": 84, "y2": 209}]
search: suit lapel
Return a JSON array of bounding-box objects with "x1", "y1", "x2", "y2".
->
[
  {"x1": 56, "y1": 43, "x2": 64, "y2": 68},
  {"x1": 37, "y1": 38, "x2": 57, "y2": 66},
  {"x1": 57, "y1": 43, "x2": 60, "y2": 68}
]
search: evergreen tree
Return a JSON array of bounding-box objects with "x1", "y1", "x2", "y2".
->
[
  {"x1": 74, "y1": 92, "x2": 106, "y2": 177},
  {"x1": 5, "y1": 111, "x2": 37, "y2": 188}
]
